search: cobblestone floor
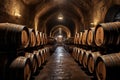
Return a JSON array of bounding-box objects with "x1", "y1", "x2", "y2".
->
[{"x1": 35, "y1": 46, "x2": 93, "y2": 80}]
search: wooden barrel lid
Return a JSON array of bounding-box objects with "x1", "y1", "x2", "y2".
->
[
  {"x1": 95, "y1": 26, "x2": 104, "y2": 46},
  {"x1": 87, "y1": 28, "x2": 95, "y2": 46},
  {"x1": 21, "y1": 30, "x2": 29, "y2": 48},
  {"x1": 79, "y1": 32, "x2": 83, "y2": 44},
  {"x1": 82, "y1": 30, "x2": 88, "y2": 45}
]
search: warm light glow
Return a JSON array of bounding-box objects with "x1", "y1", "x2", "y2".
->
[
  {"x1": 10, "y1": 3, "x2": 21, "y2": 17},
  {"x1": 58, "y1": 35, "x2": 63, "y2": 38},
  {"x1": 58, "y1": 14, "x2": 64, "y2": 20},
  {"x1": 90, "y1": 19, "x2": 99, "y2": 27},
  {"x1": 14, "y1": 11, "x2": 21, "y2": 17},
  {"x1": 58, "y1": 16, "x2": 63, "y2": 20}
]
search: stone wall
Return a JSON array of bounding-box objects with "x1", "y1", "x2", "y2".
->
[{"x1": 0, "y1": 0, "x2": 30, "y2": 25}]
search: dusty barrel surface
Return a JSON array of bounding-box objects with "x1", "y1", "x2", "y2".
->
[
  {"x1": 8, "y1": 56, "x2": 31, "y2": 80},
  {"x1": 94, "y1": 22, "x2": 120, "y2": 47},
  {"x1": 95, "y1": 53, "x2": 120, "y2": 80},
  {"x1": 82, "y1": 50, "x2": 91, "y2": 68},
  {"x1": 87, "y1": 27, "x2": 95, "y2": 46},
  {"x1": 28, "y1": 28, "x2": 36, "y2": 47},
  {"x1": 87, "y1": 51, "x2": 101, "y2": 74},
  {"x1": 0, "y1": 23, "x2": 29, "y2": 49},
  {"x1": 81, "y1": 30, "x2": 88, "y2": 45}
]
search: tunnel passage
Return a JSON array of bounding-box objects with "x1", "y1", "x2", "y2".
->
[
  {"x1": 1, "y1": 0, "x2": 120, "y2": 80},
  {"x1": 35, "y1": 46, "x2": 92, "y2": 80}
]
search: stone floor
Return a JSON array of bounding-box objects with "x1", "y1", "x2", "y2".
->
[{"x1": 34, "y1": 46, "x2": 93, "y2": 80}]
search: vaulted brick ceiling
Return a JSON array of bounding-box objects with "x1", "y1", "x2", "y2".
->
[{"x1": 23, "y1": 0, "x2": 93, "y2": 37}]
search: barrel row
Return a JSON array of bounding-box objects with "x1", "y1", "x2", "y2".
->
[
  {"x1": 74, "y1": 22, "x2": 120, "y2": 49},
  {"x1": 0, "y1": 23, "x2": 48, "y2": 50},
  {"x1": 0, "y1": 47, "x2": 50, "y2": 80},
  {"x1": 72, "y1": 47, "x2": 120, "y2": 80},
  {"x1": 72, "y1": 22, "x2": 120, "y2": 80},
  {"x1": 0, "y1": 23, "x2": 51, "y2": 80},
  {"x1": 72, "y1": 47, "x2": 101, "y2": 73}
]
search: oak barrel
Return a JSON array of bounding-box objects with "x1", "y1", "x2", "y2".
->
[
  {"x1": 94, "y1": 22, "x2": 120, "y2": 47},
  {"x1": 75, "y1": 48, "x2": 81, "y2": 61},
  {"x1": 0, "y1": 23, "x2": 29, "y2": 49},
  {"x1": 35, "y1": 31, "x2": 40, "y2": 46},
  {"x1": 87, "y1": 27, "x2": 95, "y2": 46},
  {"x1": 81, "y1": 30, "x2": 88, "y2": 45},
  {"x1": 87, "y1": 51, "x2": 101, "y2": 74},
  {"x1": 39, "y1": 32, "x2": 43, "y2": 45},
  {"x1": 78, "y1": 49, "x2": 86, "y2": 64},
  {"x1": 9, "y1": 56, "x2": 31, "y2": 80},
  {"x1": 33, "y1": 50, "x2": 42, "y2": 68},
  {"x1": 39, "y1": 50, "x2": 45, "y2": 64},
  {"x1": 78, "y1": 32, "x2": 83, "y2": 45},
  {"x1": 28, "y1": 28, "x2": 36, "y2": 47},
  {"x1": 95, "y1": 53, "x2": 120, "y2": 80},
  {"x1": 82, "y1": 50, "x2": 91, "y2": 68},
  {"x1": 25, "y1": 52, "x2": 37, "y2": 74}
]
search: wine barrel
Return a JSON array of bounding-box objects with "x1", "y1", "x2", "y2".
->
[
  {"x1": 74, "y1": 33, "x2": 77, "y2": 44},
  {"x1": 25, "y1": 52, "x2": 37, "y2": 74},
  {"x1": 72, "y1": 47, "x2": 75, "y2": 57},
  {"x1": 44, "y1": 47, "x2": 50, "y2": 60},
  {"x1": 45, "y1": 33, "x2": 48, "y2": 44},
  {"x1": 87, "y1": 52, "x2": 101, "y2": 74},
  {"x1": 35, "y1": 31, "x2": 40, "y2": 46},
  {"x1": 78, "y1": 49, "x2": 86, "y2": 64},
  {"x1": 8, "y1": 56, "x2": 31, "y2": 80},
  {"x1": 78, "y1": 32, "x2": 83, "y2": 45},
  {"x1": 39, "y1": 32, "x2": 43, "y2": 45},
  {"x1": 81, "y1": 30, "x2": 88, "y2": 45},
  {"x1": 28, "y1": 28, "x2": 36, "y2": 47},
  {"x1": 42, "y1": 33, "x2": 45, "y2": 45},
  {"x1": 43, "y1": 33, "x2": 47, "y2": 45},
  {"x1": 72, "y1": 47, "x2": 77, "y2": 59},
  {"x1": 94, "y1": 22, "x2": 120, "y2": 47},
  {"x1": 76, "y1": 33, "x2": 80, "y2": 44},
  {"x1": 0, "y1": 23, "x2": 29, "y2": 50},
  {"x1": 39, "y1": 50, "x2": 45, "y2": 64},
  {"x1": 33, "y1": 50, "x2": 42, "y2": 68},
  {"x1": 87, "y1": 27, "x2": 95, "y2": 46},
  {"x1": 95, "y1": 53, "x2": 120, "y2": 80},
  {"x1": 42, "y1": 49, "x2": 47, "y2": 61},
  {"x1": 82, "y1": 50, "x2": 91, "y2": 68},
  {"x1": 74, "y1": 48, "x2": 78, "y2": 60},
  {"x1": 75, "y1": 48, "x2": 81, "y2": 61}
]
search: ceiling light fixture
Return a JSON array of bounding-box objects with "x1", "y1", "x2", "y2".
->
[{"x1": 58, "y1": 13, "x2": 64, "y2": 20}]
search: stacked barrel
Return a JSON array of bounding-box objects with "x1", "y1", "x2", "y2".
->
[
  {"x1": 72, "y1": 22, "x2": 120, "y2": 80},
  {"x1": 0, "y1": 23, "x2": 51, "y2": 80}
]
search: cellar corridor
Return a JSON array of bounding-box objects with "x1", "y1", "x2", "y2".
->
[
  {"x1": 35, "y1": 46, "x2": 92, "y2": 80},
  {"x1": 1, "y1": 0, "x2": 120, "y2": 80}
]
